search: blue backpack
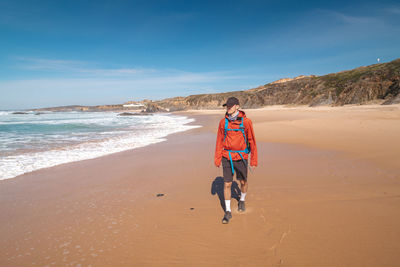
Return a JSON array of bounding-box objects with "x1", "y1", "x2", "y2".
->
[{"x1": 223, "y1": 117, "x2": 251, "y2": 175}]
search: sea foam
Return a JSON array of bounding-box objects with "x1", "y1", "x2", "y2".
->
[{"x1": 0, "y1": 112, "x2": 200, "y2": 180}]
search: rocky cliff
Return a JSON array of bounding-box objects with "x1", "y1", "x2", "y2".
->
[{"x1": 155, "y1": 58, "x2": 400, "y2": 110}]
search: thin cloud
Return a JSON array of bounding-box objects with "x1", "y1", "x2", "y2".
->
[
  {"x1": 0, "y1": 72, "x2": 246, "y2": 90},
  {"x1": 384, "y1": 6, "x2": 400, "y2": 15},
  {"x1": 14, "y1": 57, "x2": 157, "y2": 76},
  {"x1": 2, "y1": 57, "x2": 253, "y2": 103},
  {"x1": 11, "y1": 57, "x2": 257, "y2": 81},
  {"x1": 16, "y1": 57, "x2": 86, "y2": 71},
  {"x1": 242, "y1": 5, "x2": 399, "y2": 56},
  {"x1": 81, "y1": 68, "x2": 156, "y2": 76},
  {"x1": 325, "y1": 10, "x2": 384, "y2": 26}
]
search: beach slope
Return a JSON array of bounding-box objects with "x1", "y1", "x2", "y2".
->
[{"x1": 1, "y1": 105, "x2": 400, "y2": 266}]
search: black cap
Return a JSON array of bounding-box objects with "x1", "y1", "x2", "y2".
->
[{"x1": 222, "y1": 97, "x2": 240, "y2": 107}]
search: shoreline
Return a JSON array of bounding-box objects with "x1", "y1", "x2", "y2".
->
[
  {"x1": 0, "y1": 112, "x2": 200, "y2": 181},
  {"x1": 1, "y1": 105, "x2": 400, "y2": 266}
]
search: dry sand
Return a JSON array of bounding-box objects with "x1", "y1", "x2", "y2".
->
[{"x1": 1, "y1": 104, "x2": 400, "y2": 266}]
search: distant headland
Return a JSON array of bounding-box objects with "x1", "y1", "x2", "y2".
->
[{"x1": 29, "y1": 58, "x2": 400, "y2": 113}]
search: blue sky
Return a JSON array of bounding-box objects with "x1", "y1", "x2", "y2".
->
[{"x1": 1, "y1": 0, "x2": 400, "y2": 110}]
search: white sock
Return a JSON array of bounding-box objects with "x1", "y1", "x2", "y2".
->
[
  {"x1": 225, "y1": 200, "x2": 231, "y2": 212},
  {"x1": 240, "y1": 192, "x2": 247, "y2": 201}
]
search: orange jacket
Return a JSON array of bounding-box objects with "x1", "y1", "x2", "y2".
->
[{"x1": 214, "y1": 110, "x2": 258, "y2": 167}]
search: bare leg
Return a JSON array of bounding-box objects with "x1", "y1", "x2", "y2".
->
[
  {"x1": 238, "y1": 179, "x2": 248, "y2": 212},
  {"x1": 222, "y1": 181, "x2": 233, "y2": 223},
  {"x1": 224, "y1": 182, "x2": 232, "y2": 200},
  {"x1": 240, "y1": 179, "x2": 248, "y2": 194}
]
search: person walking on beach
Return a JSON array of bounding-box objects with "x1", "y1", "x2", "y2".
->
[{"x1": 214, "y1": 97, "x2": 258, "y2": 224}]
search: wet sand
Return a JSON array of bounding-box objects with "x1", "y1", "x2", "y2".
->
[{"x1": 1, "y1": 104, "x2": 400, "y2": 266}]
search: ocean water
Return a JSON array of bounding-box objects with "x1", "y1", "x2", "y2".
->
[{"x1": 0, "y1": 110, "x2": 201, "y2": 180}]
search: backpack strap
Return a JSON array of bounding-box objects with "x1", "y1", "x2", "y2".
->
[
  {"x1": 223, "y1": 117, "x2": 229, "y2": 141},
  {"x1": 239, "y1": 117, "x2": 248, "y2": 150},
  {"x1": 223, "y1": 116, "x2": 251, "y2": 175}
]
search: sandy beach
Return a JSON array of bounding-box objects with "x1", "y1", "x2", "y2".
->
[{"x1": 1, "y1": 104, "x2": 400, "y2": 266}]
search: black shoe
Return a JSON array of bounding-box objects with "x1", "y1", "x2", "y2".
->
[
  {"x1": 238, "y1": 201, "x2": 246, "y2": 212},
  {"x1": 222, "y1": 211, "x2": 232, "y2": 224}
]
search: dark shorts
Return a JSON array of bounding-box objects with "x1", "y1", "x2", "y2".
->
[{"x1": 222, "y1": 157, "x2": 248, "y2": 183}]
